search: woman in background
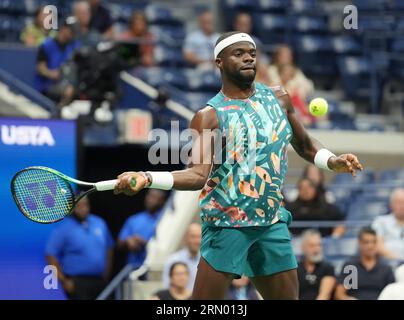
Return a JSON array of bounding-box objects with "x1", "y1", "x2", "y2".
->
[
  {"x1": 286, "y1": 177, "x2": 345, "y2": 238},
  {"x1": 119, "y1": 11, "x2": 155, "y2": 67},
  {"x1": 267, "y1": 44, "x2": 314, "y2": 102},
  {"x1": 151, "y1": 262, "x2": 191, "y2": 300},
  {"x1": 21, "y1": 6, "x2": 54, "y2": 47}
]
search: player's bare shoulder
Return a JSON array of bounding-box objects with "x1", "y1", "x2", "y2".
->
[
  {"x1": 269, "y1": 85, "x2": 294, "y2": 114},
  {"x1": 191, "y1": 106, "x2": 219, "y2": 132}
]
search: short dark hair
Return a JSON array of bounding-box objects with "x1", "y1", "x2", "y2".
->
[
  {"x1": 358, "y1": 226, "x2": 377, "y2": 240},
  {"x1": 215, "y1": 31, "x2": 242, "y2": 47},
  {"x1": 169, "y1": 262, "x2": 189, "y2": 278}
]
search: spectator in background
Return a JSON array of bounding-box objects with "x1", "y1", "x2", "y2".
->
[
  {"x1": 302, "y1": 164, "x2": 335, "y2": 204},
  {"x1": 118, "y1": 189, "x2": 167, "y2": 270},
  {"x1": 151, "y1": 262, "x2": 192, "y2": 300},
  {"x1": 119, "y1": 11, "x2": 155, "y2": 67},
  {"x1": 88, "y1": 0, "x2": 113, "y2": 38},
  {"x1": 266, "y1": 44, "x2": 314, "y2": 102},
  {"x1": 372, "y1": 188, "x2": 404, "y2": 260},
  {"x1": 233, "y1": 12, "x2": 258, "y2": 43},
  {"x1": 34, "y1": 17, "x2": 79, "y2": 109},
  {"x1": 225, "y1": 276, "x2": 259, "y2": 300},
  {"x1": 278, "y1": 64, "x2": 315, "y2": 126},
  {"x1": 163, "y1": 223, "x2": 201, "y2": 291},
  {"x1": 45, "y1": 196, "x2": 114, "y2": 300},
  {"x1": 297, "y1": 229, "x2": 336, "y2": 300},
  {"x1": 378, "y1": 264, "x2": 404, "y2": 300},
  {"x1": 286, "y1": 178, "x2": 345, "y2": 237},
  {"x1": 183, "y1": 10, "x2": 219, "y2": 69},
  {"x1": 335, "y1": 227, "x2": 395, "y2": 300},
  {"x1": 73, "y1": 0, "x2": 102, "y2": 47},
  {"x1": 232, "y1": 12, "x2": 270, "y2": 84},
  {"x1": 20, "y1": 6, "x2": 54, "y2": 47}
]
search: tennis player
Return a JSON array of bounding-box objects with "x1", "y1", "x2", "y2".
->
[{"x1": 114, "y1": 31, "x2": 363, "y2": 299}]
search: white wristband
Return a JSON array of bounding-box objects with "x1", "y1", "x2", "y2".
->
[
  {"x1": 146, "y1": 171, "x2": 174, "y2": 190},
  {"x1": 314, "y1": 148, "x2": 336, "y2": 171}
]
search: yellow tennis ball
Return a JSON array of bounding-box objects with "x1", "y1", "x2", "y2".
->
[{"x1": 309, "y1": 97, "x2": 328, "y2": 116}]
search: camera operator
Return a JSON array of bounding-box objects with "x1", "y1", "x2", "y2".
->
[{"x1": 34, "y1": 17, "x2": 80, "y2": 115}]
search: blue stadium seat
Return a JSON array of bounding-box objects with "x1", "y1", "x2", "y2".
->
[
  {"x1": 329, "y1": 113, "x2": 357, "y2": 130},
  {"x1": 290, "y1": 0, "x2": 320, "y2": 13},
  {"x1": 145, "y1": 5, "x2": 182, "y2": 26},
  {"x1": 353, "y1": 0, "x2": 387, "y2": 11},
  {"x1": 23, "y1": 0, "x2": 40, "y2": 15},
  {"x1": 396, "y1": 19, "x2": 404, "y2": 32},
  {"x1": 293, "y1": 35, "x2": 336, "y2": 76},
  {"x1": 141, "y1": 67, "x2": 188, "y2": 89},
  {"x1": 332, "y1": 36, "x2": 362, "y2": 55},
  {"x1": 108, "y1": 3, "x2": 138, "y2": 22},
  {"x1": 149, "y1": 25, "x2": 185, "y2": 47},
  {"x1": 105, "y1": 0, "x2": 148, "y2": 23},
  {"x1": 337, "y1": 56, "x2": 371, "y2": 100},
  {"x1": 253, "y1": 13, "x2": 289, "y2": 45},
  {"x1": 183, "y1": 92, "x2": 215, "y2": 112},
  {"x1": 357, "y1": 15, "x2": 395, "y2": 34},
  {"x1": 328, "y1": 184, "x2": 357, "y2": 214},
  {"x1": 326, "y1": 100, "x2": 343, "y2": 115},
  {"x1": 255, "y1": 0, "x2": 288, "y2": 12},
  {"x1": 184, "y1": 70, "x2": 221, "y2": 92},
  {"x1": 346, "y1": 199, "x2": 389, "y2": 220},
  {"x1": 291, "y1": 15, "x2": 328, "y2": 33},
  {"x1": 153, "y1": 45, "x2": 186, "y2": 67},
  {"x1": 360, "y1": 184, "x2": 397, "y2": 202},
  {"x1": 390, "y1": 0, "x2": 404, "y2": 10},
  {"x1": 332, "y1": 169, "x2": 375, "y2": 185},
  {"x1": 0, "y1": 14, "x2": 19, "y2": 42},
  {"x1": 221, "y1": 0, "x2": 256, "y2": 10},
  {"x1": 379, "y1": 169, "x2": 404, "y2": 183},
  {"x1": 139, "y1": 67, "x2": 165, "y2": 87},
  {"x1": 323, "y1": 237, "x2": 358, "y2": 256},
  {"x1": 293, "y1": 34, "x2": 333, "y2": 52},
  {"x1": 392, "y1": 37, "x2": 404, "y2": 52}
]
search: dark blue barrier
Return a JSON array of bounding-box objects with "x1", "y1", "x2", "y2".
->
[{"x1": 0, "y1": 43, "x2": 37, "y2": 87}]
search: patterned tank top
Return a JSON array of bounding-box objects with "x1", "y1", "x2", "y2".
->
[{"x1": 199, "y1": 83, "x2": 293, "y2": 228}]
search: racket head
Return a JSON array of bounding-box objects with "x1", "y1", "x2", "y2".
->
[{"x1": 11, "y1": 167, "x2": 77, "y2": 224}]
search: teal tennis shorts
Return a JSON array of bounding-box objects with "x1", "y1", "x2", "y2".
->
[{"x1": 200, "y1": 209, "x2": 297, "y2": 278}]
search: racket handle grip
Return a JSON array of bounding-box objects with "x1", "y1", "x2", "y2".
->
[{"x1": 95, "y1": 179, "x2": 118, "y2": 191}]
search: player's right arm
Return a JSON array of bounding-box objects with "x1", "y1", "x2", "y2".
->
[{"x1": 114, "y1": 106, "x2": 219, "y2": 195}]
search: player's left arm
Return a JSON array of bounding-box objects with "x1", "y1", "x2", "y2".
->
[{"x1": 273, "y1": 86, "x2": 363, "y2": 175}]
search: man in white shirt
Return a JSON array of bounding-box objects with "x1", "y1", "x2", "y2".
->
[
  {"x1": 183, "y1": 10, "x2": 219, "y2": 68},
  {"x1": 163, "y1": 223, "x2": 201, "y2": 291},
  {"x1": 372, "y1": 188, "x2": 404, "y2": 260},
  {"x1": 378, "y1": 264, "x2": 404, "y2": 300}
]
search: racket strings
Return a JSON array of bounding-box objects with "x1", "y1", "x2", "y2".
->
[{"x1": 13, "y1": 169, "x2": 74, "y2": 223}]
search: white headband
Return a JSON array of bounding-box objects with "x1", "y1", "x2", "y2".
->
[{"x1": 214, "y1": 33, "x2": 256, "y2": 59}]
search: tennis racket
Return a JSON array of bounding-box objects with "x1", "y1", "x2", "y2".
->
[{"x1": 11, "y1": 166, "x2": 135, "y2": 224}]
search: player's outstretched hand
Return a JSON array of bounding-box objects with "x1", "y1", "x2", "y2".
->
[
  {"x1": 114, "y1": 171, "x2": 147, "y2": 196},
  {"x1": 328, "y1": 153, "x2": 364, "y2": 176}
]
